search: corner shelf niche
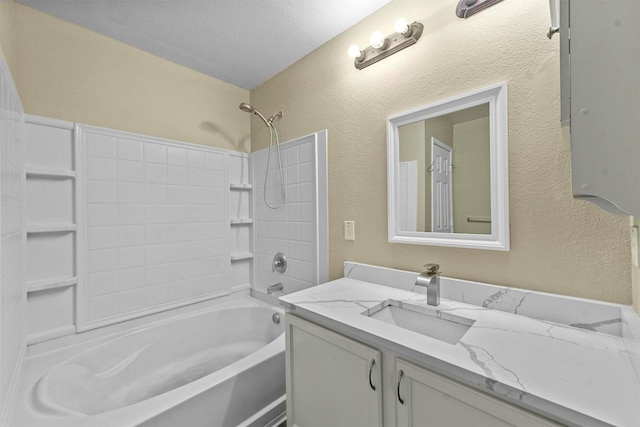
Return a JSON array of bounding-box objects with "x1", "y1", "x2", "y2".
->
[
  {"x1": 25, "y1": 115, "x2": 78, "y2": 344},
  {"x1": 27, "y1": 277, "x2": 77, "y2": 293},
  {"x1": 230, "y1": 182, "x2": 253, "y2": 191},
  {"x1": 26, "y1": 168, "x2": 76, "y2": 180},
  {"x1": 230, "y1": 218, "x2": 253, "y2": 225},
  {"x1": 230, "y1": 252, "x2": 254, "y2": 262},
  {"x1": 27, "y1": 224, "x2": 77, "y2": 234},
  {"x1": 228, "y1": 153, "x2": 253, "y2": 292}
]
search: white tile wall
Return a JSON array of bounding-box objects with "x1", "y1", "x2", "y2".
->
[
  {"x1": 21, "y1": 115, "x2": 324, "y2": 348},
  {"x1": 0, "y1": 58, "x2": 25, "y2": 423},
  {"x1": 252, "y1": 131, "x2": 327, "y2": 295},
  {"x1": 80, "y1": 127, "x2": 229, "y2": 329}
]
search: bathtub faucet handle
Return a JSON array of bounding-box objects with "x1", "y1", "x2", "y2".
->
[{"x1": 272, "y1": 252, "x2": 287, "y2": 273}]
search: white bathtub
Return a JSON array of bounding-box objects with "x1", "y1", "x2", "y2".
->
[{"x1": 12, "y1": 297, "x2": 285, "y2": 427}]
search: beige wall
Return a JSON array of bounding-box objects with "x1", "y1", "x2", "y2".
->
[
  {"x1": 398, "y1": 121, "x2": 426, "y2": 231},
  {"x1": 9, "y1": 1, "x2": 250, "y2": 151},
  {"x1": 452, "y1": 117, "x2": 491, "y2": 234},
  {"x1": 251, "y1": 0, "x2": 631, "y2": 304},
  {"x1": 424, "y1": 116, "x2": 453, "y2": 148},
  {"x1": 0, "y1": 1, "x2": 15, "y2": 64}
]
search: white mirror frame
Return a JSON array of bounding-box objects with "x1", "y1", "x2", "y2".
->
[{"x1": 387, "y1": 82, "x2": 509, "y2": 250}]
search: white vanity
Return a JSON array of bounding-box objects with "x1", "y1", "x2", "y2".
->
[{"x1": 280, "y1": 263, "x2": 640, "y2": 427}]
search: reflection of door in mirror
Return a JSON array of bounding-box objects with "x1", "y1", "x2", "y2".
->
[
  {"x1": 431, "y1": 138, "x2": 453, "y2": 233},
  {"x1": 398, "y1": 103, "x2": 491, "y2": 234}
]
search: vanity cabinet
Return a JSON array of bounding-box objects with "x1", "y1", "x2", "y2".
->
[
  {"x1": 285, "y1": 314, "x2": 383, "y2": 427},
  {"x1": 286, "y1": 314, "x2": 561, "y2": 427},
  {"x1": 395, "y1": 359, "x2": 559, "y2": 427},
  {"x1": 561, "y1": 0, "x2": 640, "y2": 215}
]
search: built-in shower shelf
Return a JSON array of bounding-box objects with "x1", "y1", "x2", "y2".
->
[
  {"x1": 27, "y1": 325, "x2": 77, "y2": 346},
  {"x1": 27, "y1": 276, "x2": 77, "y2": 293},
  {"x1": 26, "y1": 167, "x2": 76, "y2": 179},
  {"x1": 230, "y1": 252, "x2": 254, "y2": 261},
  {"x1": 27, "y1": 224, "x2": 77, "y2": 234},
  {"x1": 229, "y1": 182, "x2": 253, "y2": 190},
  {"x1": 230, "y1": 218, "x2": 253, "y2": 225}
]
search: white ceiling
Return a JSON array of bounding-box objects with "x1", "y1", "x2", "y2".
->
[{"x1": 17, "y1": 0, "x2": 392, "y2": 90}]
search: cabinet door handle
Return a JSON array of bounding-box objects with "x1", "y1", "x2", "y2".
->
[
  {"x1": 397, "y1": 370, "x2": 405, "y2": 404},
  {"x1": 368, "y1": 359, "x2": 376, "y2": 391}
]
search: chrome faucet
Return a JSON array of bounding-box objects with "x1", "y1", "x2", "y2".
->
[
  {"x1": 267, "y1": 282, "x2": 284, "y2": 294},
  {"x1": 415, "y1": 263, "x2": 440, "y2": 306}
]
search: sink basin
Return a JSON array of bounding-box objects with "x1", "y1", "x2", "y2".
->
[{"x1": 362, "y1": 300, "x2": 474, "y2": 345}]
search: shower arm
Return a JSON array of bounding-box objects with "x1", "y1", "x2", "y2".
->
[{"x1": 268, "y1": 111, "x2": 283, "y2": 124}]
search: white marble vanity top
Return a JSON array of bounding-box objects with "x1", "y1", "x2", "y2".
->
[{"x1": 279, "y1": 263, "x2": 640, "y2": 427}]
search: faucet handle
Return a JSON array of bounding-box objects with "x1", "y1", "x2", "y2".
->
[
  {"x1": 272, "y1": 252, "x2": 287, "y2": 273},
  {"x1": 423, "y1": 263, "x2": 439, "y2": 274}
]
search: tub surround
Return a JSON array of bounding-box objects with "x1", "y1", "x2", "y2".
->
[
  {"x1": 22, "y1": 115, "x2": 328, "y2": 345},
  {"x1": 23, "y1": 116, "x2": 255, "y2": 344},
  {"x1": 0, "y1": 55, "x2": 26, "y2": 426},
  {"x1": 280, "y1": 263, "x2": 640, "y2": 426},
  {"x1": 252, "y1": 130, "x2": 329, "y2": 298}
]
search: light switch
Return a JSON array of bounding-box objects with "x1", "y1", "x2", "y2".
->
[{"x1": 344, "y1": 221, "x2": 355, "y2": 241}]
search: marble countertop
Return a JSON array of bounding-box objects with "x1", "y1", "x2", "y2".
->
[{"x1": 279, "y1": 263, "x2": 640, "y2": 427}]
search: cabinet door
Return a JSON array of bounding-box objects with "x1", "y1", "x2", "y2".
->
[
  {"x1": 568, "y1": 0, "x2": 640, "y2": 215},
  {"x1": 395, "y1": 359, "x2": 561, "y2": 427},
  {"x1": 286, "y1": 314, "x2": 383, "y2": 427}
]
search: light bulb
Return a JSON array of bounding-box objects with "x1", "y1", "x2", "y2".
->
[
  {"x1": 348, "y1": 44, "x2": 363, "y2": 59},
  {"x1": 369, "y1": 31, "x2": 385, "y2": 49},
  {"x1": 395, "y1": 18, "x2": 409, "y2": 35}
]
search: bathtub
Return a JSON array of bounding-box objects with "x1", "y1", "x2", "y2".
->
[{"x1": 12, "y1": 297, "x2": 285, "y2": 427}]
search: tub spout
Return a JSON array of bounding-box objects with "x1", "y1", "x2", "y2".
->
[{"x1": 267, "y1": 282, "x2": 284, "y2": 294}]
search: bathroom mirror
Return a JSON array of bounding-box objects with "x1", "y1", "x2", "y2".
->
[{"x1": 387, "y1": 82, "x2": 509, "y2": 250}]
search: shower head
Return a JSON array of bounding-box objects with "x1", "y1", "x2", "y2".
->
[
  {"x1": 238, "y1": 102, "x2": 270, "y2": 127},
  {"x1": 268, "y1": 111, "x2": 283, "y2": 123},
  {"x1": 239, "y1": 102, "x2": 254, "y2": 113}
]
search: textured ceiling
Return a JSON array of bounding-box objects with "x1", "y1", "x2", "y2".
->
[{"x1": 17, "y1": 0, "x2": 392, "y2": 90}]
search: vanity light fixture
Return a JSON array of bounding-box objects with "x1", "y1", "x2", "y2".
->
[
  {"x1": 455, "y1": 0, "x2": 504, "y2": 19},
  {"x1": 547, "y1": 0, "x2": 560, "y2": 39},
  {"x1": 348, "y1": 18, "x2": 423, "y2": 70}
]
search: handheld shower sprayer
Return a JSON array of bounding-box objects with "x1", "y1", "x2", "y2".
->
[
  {"x1": 238, "y1": 102, "x2": 286, "y2": 209},
  {"x1": 238, "y1": 102, "x2": 253, "y2": 113}
]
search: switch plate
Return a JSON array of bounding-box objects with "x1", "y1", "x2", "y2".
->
[
  {"x1": 632, "y1": 226, "x2": 639, "y2": 268},
  {"x1": 344, "y1": 221, "x2": 355, "y2": 241}
]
